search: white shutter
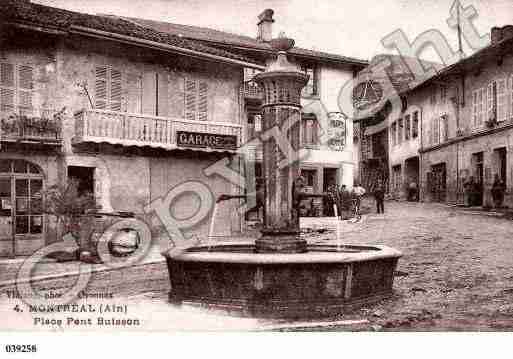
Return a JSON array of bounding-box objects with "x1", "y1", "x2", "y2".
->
[
  {"x1": 472, "y1": 90, "x2": 478, "y2": 127},
  {"x1": 497, "y1": 78, "x2": 507, "y2": 122},
  {"x1": 197, "y1": 81, "x2": 208, "y2": 121},
  {"x1": 477, "y1": 88, "x2": 484, "y2": 126},
  {"x1": 126, "y1": 73, "x2": 142, "y2": 114},
  {"x1": 184, "y1": 78, "x2": 196, "y2": 121},
  {"x1": 94, "y1": 66, "x2": 108, "y2": 109},
  {"x1": 487, "y1": 82, "x2": 494, "y2": 122},
  {"x1": 509, "y1": 75, "x2": 513, "y2": 120},
  {"x1": 110, "y1": 69, "x2": 122, "y2": 111}
]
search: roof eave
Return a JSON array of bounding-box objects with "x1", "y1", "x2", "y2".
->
[{"x1": 69, "y1": 25, "x2": 265, "y2": 70}]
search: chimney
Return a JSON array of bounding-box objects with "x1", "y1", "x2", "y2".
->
[
  {"x1": 491, "y1": 26, "x2": 502, "y2": 45},
  {"x1": 491, "y1": 25, "x2": 513, "y2": 45},
  {"x1": 257, "y1": 9, "x2": 274, "y2": 42}
]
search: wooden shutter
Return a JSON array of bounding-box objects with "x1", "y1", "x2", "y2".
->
[
  {"x1": 94, "y1": 66, "x2": 108, "y2": 109},
  {"x1": 472, "y1": 90, "x2": 478, "y2": 126},
  {"x1": 197, "y1": 81, "x2": 208, "y2": 121},
  {"x1": 0, "y1": 63, "x2": 15, "y2": 112},
  {"x1": 184, "y1": 78, "x2": 196, "y2": 121},
  {"x1": 110, "y1": 69, "x2": 122, "y2": 111},
  {"x1": 18, "y1": 65, "x2": 33, "y2": 113}
]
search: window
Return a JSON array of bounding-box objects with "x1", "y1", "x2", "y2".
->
[
  {"x1": 94, "y1": 66, "x2": 122, "y2": 111},
  {"x1": 301, "y1": 66, "x2": 318, "y2": 96},
  {"x1": 412, "y1": 111, "x2": 419, "y2": 138},
  {"x1": 0, "y1": 159, "x2": 43, "y2": 235},
  {"x1": 398, "y1": 118, "x2": 403, "y2": 144},
  {"x1": 440, "y1": 115, "x2": 448, "y2": 142},
  {"x1": 405, "y1": 114, "x2": 411, "y2": 140},
  {"x1": 185, "y1": 78, "x2": 208, "y2": 121},
  {"x1": 472, "y1": 87, "x2": 486, "y2": 127},
  {"x1": 432, "y1": 117, "x2": 440, "y2": 144},
  {"x1": 247, "y1": 112, "x2": 262, "y2": 139},
  {"x1": 495, "y1": 79, "x2": 507, "y2": 122},
  {"x1": 440, "y1": 85, "x2": 447, "y2": 104},
  {"x1": 430, "y1": 89, "x2": 437, "y2": 105},
  {"x1": 391, "y1": 122, "x2": 397, "y2": 146},
  {"x1": 0, "y1": 62, "x2": 34, "y2": 114},
  {"x1": 487, "y1": 81, "x2": 495, "y2": 122},
  {"x1": 301, "y1": 115, "x2": 318, "y2": 146}
]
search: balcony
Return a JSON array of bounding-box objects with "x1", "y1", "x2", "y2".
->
[
  {"x1": 241, "y1": 81, "x2": 264, "y2": 102},
  {"x1": 0, "y1": 108, "x2": 63, "y2": 148},
  {"x1": 73, "y1": 109, "x2": 242, "y2": 153}
]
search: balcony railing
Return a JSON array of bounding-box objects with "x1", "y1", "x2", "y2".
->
[
  {"x1": 0, "y1": 107, "x2": 63, "y2": 146},
  {"x1": 73, "y1": 109, "x2": 242, "y2": 153},
  {"x1": 242, "y1": 81, "x2": 264, "y2": 101}
]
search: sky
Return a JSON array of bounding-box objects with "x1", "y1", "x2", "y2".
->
[{"x1": 34, "y1": 0, "x2": 513, "y2": 63}]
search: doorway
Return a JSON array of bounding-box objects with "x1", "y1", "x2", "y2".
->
[
  {"x1": 68, "y1": 166, "x2": 95, "y2": 197},
  {"x1": 0, "y1": 159, "x2": 44, "y2": 257},
  {"x1": 430, "y1": 163, "x2": 447, "y2": 203},
  {"x1": 472, "y1": 152, "x2": 484, "y2": 206},
  {"x1": 494, "y1": 147, "x2": 507, "y2": 184}
]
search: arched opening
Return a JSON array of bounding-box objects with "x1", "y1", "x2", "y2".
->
[{"x1": 0, "y1": 159, "x2": 44, "y2": 257}]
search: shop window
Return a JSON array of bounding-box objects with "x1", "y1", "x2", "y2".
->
[
  {"x1": 430, "y1": 89, "x2": 437, "y2": 105},
  {"x1": 412, "y1": 111, "x2": 419, "y2": 138},
  {"x1": 301, "y1": 169, "x2": 317, "y2": 190}
]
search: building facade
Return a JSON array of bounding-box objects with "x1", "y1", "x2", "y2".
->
[
  {"x1": 419, "y1": 26, "x2": 513, "y2": 207},
  {"x1": 356, "y1": 26, "x2": 513, "y2": 209},
  {"x1": 130, "y1": 9, "x2": 368, "y2": 217}
]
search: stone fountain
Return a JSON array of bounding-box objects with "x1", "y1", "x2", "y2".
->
[{"x1": 163, "y1": 37, "x2": 401, "y2": 318}]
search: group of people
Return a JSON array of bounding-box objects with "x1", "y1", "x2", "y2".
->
[
  {"x1": 325, "y1": 181, "x2": 386, "y2": 219},
  {"x1": 463, "y1": 174, "x2": 506, "y2": 208}
]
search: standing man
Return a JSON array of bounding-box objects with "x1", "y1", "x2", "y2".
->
[
  {"x1": 374, "y1": 181, "x2": 385, "y2": 214},
  {"x1": 352, "y1": 182, "x2": 366, "y2": 218}
]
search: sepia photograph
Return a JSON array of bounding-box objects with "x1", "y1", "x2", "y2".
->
[{"x1": 0, "y1": 0, "x2": 513, "y2": 352}]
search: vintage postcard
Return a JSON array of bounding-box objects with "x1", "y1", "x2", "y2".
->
[{"x1": 0, "y1": 0, "x2": 512, "y2": 352}]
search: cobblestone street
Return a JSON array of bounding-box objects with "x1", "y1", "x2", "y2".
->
[
  {"x1": 2, "y1": 200, "x2": 513, "y2": 331},
  {"x1": 319, "y1": 200, "x2": 513, "y2": 331}
]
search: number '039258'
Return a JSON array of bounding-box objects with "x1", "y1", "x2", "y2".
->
[{"x1": 5, "y1": 345, "x2": 37, "y2": 353}]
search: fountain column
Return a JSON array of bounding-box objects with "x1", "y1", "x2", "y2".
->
[{"x1": 254, "y1": 37, "x2": 308, "y2": 253}]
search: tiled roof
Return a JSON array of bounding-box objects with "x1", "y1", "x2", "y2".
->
[
  {"x1": 124, "y1": 16, "x2": 369, "y2": 67},
  {"x1": 0, "y1": 0, "x2": 256, "y2": 64}
]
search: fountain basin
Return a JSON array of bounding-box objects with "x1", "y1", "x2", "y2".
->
[{"x1": 163, "y1": 242, "x2": 402, "y2": 318}]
